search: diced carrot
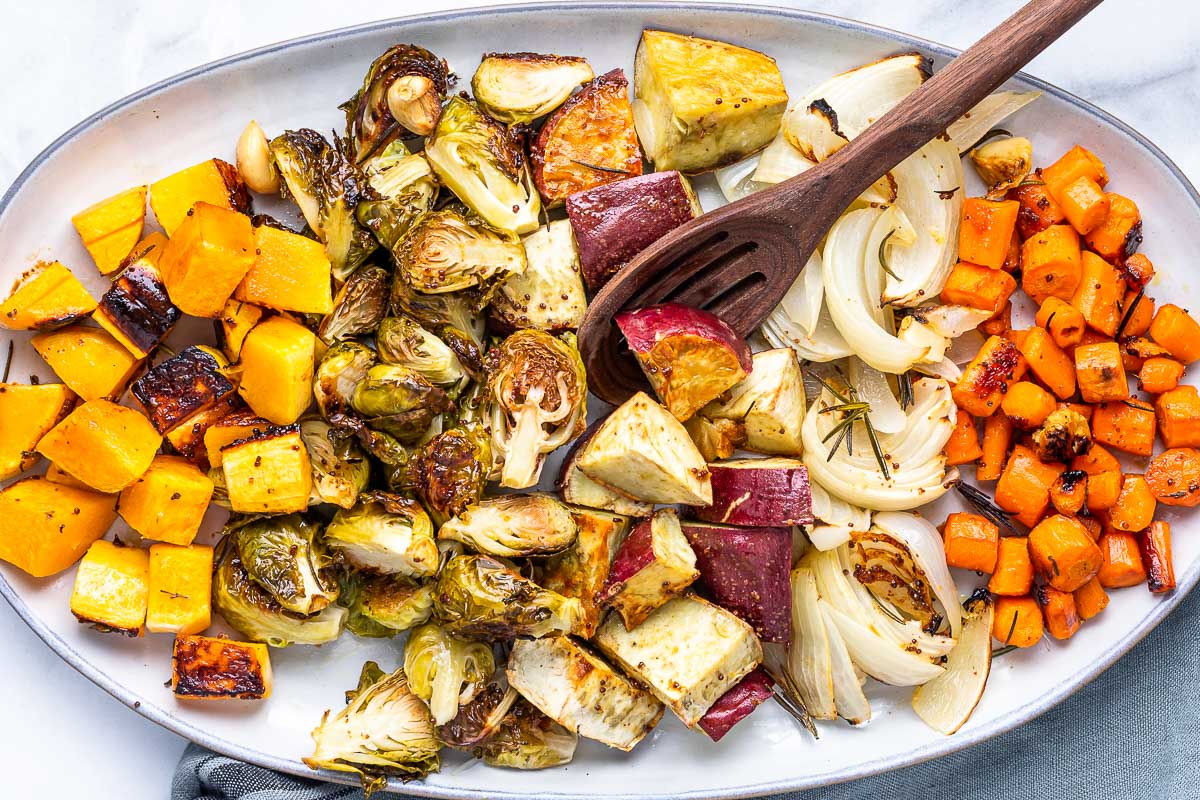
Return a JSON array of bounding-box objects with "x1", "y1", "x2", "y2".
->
[
  {"x1": 1073, "y1": 577, "x2": 1109, "y2": 620},
  {"x1": 1096, "y1": 530, "x2": 1146, "y2": 588},
  {"x1": 940, "y1": 260, "x2": 1017, "y2": 314},
  {"x1": 1022, "y1": 225, "x2": 1082, "y2": 304},
  {"x1": 1092, "y1": 399, "x2": 1156, "y2": 457},
  {"x1": 1000, "y1": 381, "x2": 1056, "y2": 429},
  {"x1": 1016, "y1": 327, "x2": 1076, "y2": 400},
  {"x1": 1049, "y1": 470, "x2": 1087, "y2": 515},
  {"x1": 1035, "y1": 296, "x2": 1086, "y2": 348},
  {"x1": 959, "y1": 199, "x2": 1021, "y2": 270},
  {"x1": 1043, "y1": 145, "x2": 1108, "y2": 199},
  {"x1": 1009, "y1": 175, "x2": 1067, "y2": 239},
  {"x1": 992, "y1": 595, "x2": 1044, "y2": 648},
  {"x1": 1085, "y1": 193, "x2": 1141, "y2": 261},
  {"x1": 1085, "y1": 470, "x2": 1121, "y2": 511},
  {"x1": 942, "y1": 512, "x2": 999, "y2": 573},
  {"x1": 977, "y1": 412, "x2": 1013, "y2": 482},
  {"x1": 1121, "y1": 253, "x2": 1155, "y2": 290},
  {"x1": 1139, "y1": 520, "x2": 1175, "y2": 594},
  {"x1": 1138, "y1": 357, "x2": 1183, "y2": 394},
  {"x1": 1145, "y1": 447, "x2": 1200, "y2": 507},
  {"x1": 1036, "y1": 584, "x2": 1082, "y2": 640},
  {"x1": 1155, "y1": 385, "x2": 1200, "y2": 449},
  {"x1": 1120, "y1": 336, "x2": 1169, "y2": 374},
  {"x1": 1057, "y1": 175, "x2": 1110, "y2": 235},
  {"x1": 1148, "y1": 304, "x2": 1200, "y2": 364},
  {"x1": 1071, "y1": 252, "x2": 1125, "y2": 336},
  {"x1": 952, "y1": 335, "x2": 1027, "y2": 417},
  {"x1": 1077, "y1": 515, "x2": 1103, "y2": 541},
  {"x1": 1118, "y1": 289, "x2": 1154, "y2": 337},
  {"x1": 1028, "y1": 514, "x2": 1103, "y2": 592},
  {"x1": 1002, "y1": 229, "x2": 1022, "y2": 273},
  {"x1": 1107, "y1": 474, "x2": 1156, "y2": 532},
  {"x1": 1073, "y1": 444, "x2": 1119, "y2": 475},
  {"x1": 980, "y1": 301, "x2": 1012, "y2": 336},
  {"x1": 1058, "y1": 401, "x2": 1093, "y2": 422},
  {"x1": 1005, "y1": 328, "x2": 1030, "y2": 350},
  {"x1": 944, "y1": 409, "x2": 982, "y2": 466},
  {"x1": 996, "y1": 444, "x2": 1066, "y2": 528},
  {"x1": 989, "y1": 537, "x2": 1034, "y2": 596},
  {"x1": 1074, "y1": 341, "x2": 1129, "y2": 403}
]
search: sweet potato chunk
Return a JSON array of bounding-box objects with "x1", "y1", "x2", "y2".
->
[
  {"x1": 1092, "y1": 398, "x2": 1155, "y2": 456},
  {"x1": 1071, "y1": 252, "x2": 1124, "y2": 337},
  {"x1": 1021, "y1": 225, "x2": 1080, "y2": 304},
  {"x1": 0, "y1": 477, "x2": 117, "y2": 577},
  {"x1": 1149, "y1": 304, "x2": 1200, "y2": 364},
  {"x1": 1096, "y1": 530, "x2": 1146, "y2": 588},
  {"x1": 1145, "y1": 447, "x2": 1200, "y2": 507},
  {"x1": 988, "y1": 537, "x2": 1034, "y2": 596},
  {"x1": 958, "y1": 199, "x2": 1019, "y2": 270},
  {"x1": 942, "y1": 512, "x2": 999, "y2": 572},
  {"x1": 995, "y1": 444, "x2": 1065, "y2": 528},
  {"x1": 1028, "y1": 514, "x2": 1102, "y2": 592},
  {"x1": 1154, "y1": 386, "x2": 1200, "y2": 449},
  {"x1": 1074, "y1": 341, "x2": 1129, "y2": 403},
  {"x1": 0, "y1": 262, "x2": 97, "y2": 331},
  {"x1": 991, "y1": 595, "x2": 1043, "y2": 648},
  {"x1": 71, "y1": 186, "x2": 147, "y2": 274}
]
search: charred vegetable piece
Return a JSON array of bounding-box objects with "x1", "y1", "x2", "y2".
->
[
  {"x1": 71, "y1": 186, "x2": 147, "y2": 275},
  {"x1": 507, "y1": 636, "x2": 664, "y2": 751},
  {"x1": 473, "y1": 52, "x2": 594, "y2": 125},
  {"x1": 433, "y1": 554, "x2": 582, "y2": 639},
  {"x1": 481, "y1": 698, "x2": 578, "y2": 770},
  {"x1": 617, "y1": 303, "x2": 752, "y2": 421},
  {"x1": 403, "y1": 622, "x2": 495, "y2": 725},
  {"x1": 1031, "y1": 406, "x2": 1092, "y2": 463},
  {"x1": 172, "y1": 635, "x2": 273, "y2": 700},
  {"x1": 314, "y1": 341, "x2": 376, "y2": 419},
  {"x1": 341, "y1": 573, "x2": 435, "y2": 636},
  {"x1": 695, "y1": 458, "x2": 813, "y2": 527},
  {"x1": 31, "y1": 324, "x2": 142, "y2": 402},
  {"x1": 325, "y1": 491, "x2": 437, "y2": 578},
  {"x1": 486, "y1": 330, "x2": 588, "y2": 489},
  {"x1": 351, "y1": 363, "x2": 449, "y2": 442},
  {"x1": 37, "y1": 399, "x2": 161, "y2": 493},
  {"x1": 131, "y1": 345, "x2": 235, "y2": 434},
  {"x1": 437, "y1": 681, "x2": 519, "y2": 750},
  {"x1": 566, "y1": 171, "x2": 701, "y2": 291},
  {"x1": 231, "y1": 514, "x2": 339, "y2": 615},
  {"x1": 439, "y1": 494, "x2": 577, "y2": 558},
  {"x1": 146, "y1": 543, "x2": 213, "y2": 635},
  {"x1": 220, "y1": 424, "x2": 313, "y2": 514},
  {"x1": 0, "y1": 477, "x2": 116, "y2": 577},
  {"x1": 316, "y1": 264, "x2": 389, "y2": 345},
  {"x1": 159, "y1": 202, "x2": 256, "y2": 319},
  {"x1": 406, "y1": 424, "x2": 492, "y2": 524},
  {"x1": 531, "y1": 69, "x2": 643, "y2": 205},
  {"x1": 357, "y1": 144, "x2": 439, "y2": 253},
  {"x1": 395, "y1": 209, "x2": 527, "y2": 297},
  {"x1": 633, "y1": 30, "x2": 788, "y2": 174},
  {"x1": 238, "y1": 315, "x2": 318, "y2": 426},
  {"x1": 425, "y1": 97, "x2": 542, "y2": 235},
  {"x1": 300, "y1": 419, "x2": 370, "y2": 510},
  {"x1": 203, "y1": 408, "x2": 272, "y2": 468},
  {"x1": 594, "y1": 594, "x2": 763, "y2": 727},
  {"x1": 490, "y1": 220, "x2": 587, "y2": 334},
  {"x1": 685, "y1": 414, "x2": 748, "y2": 462},
  {"x1": 149, "y1": 158, "x2": 250, "y2": 236},
  {"x1": 342, "y1": 44, "x2": 449, "y2": 161},
  {"x1": 539, "y1": 506, "x2": 631, "y2": 638},
  {"x1": 681, "y1": 521, "x2": 792, "y2": 643},
  {"x1": 601, "y1": 509, "x2": 699, "y2": 629},
  {"x1": 389, "y1": 276, "x2": 487, "y2": 350},
  {"x1": 216, "y1": 298, "x2": 263, "y2": 362},
  {"x1": 703, "y1": 348, "x2": 806, "y2": 455},
  {"x1": 236, "y1": 221, "x2": 334, "y2": 314},
  {"x1": 70, "y1": 539, "x2": 148, "y2": 636},
  {"x1": 556, "y1": 417, "x2": 655, "y2": 517},
  {"x1": 94, "y1": 243, "x2": 180, "y2": 358},
  {"x1": 118, "y1": 455, "x2": 214, "y2": 546},
  {"x1": 696, "y1": 668, "x2": 774, "y2": 742},
  {"x1": 0, "y1": 261, "x2": 97, "y2": 331},
  {"x1": 376, "y1": 316, "x2": 467, "y2": 392},
  {"x1": 0, "y1": 382, "x2": 75, "y2": 480},
  {"x1": 304, "y1": 661, "x2": 440, "y2": 790},
  {"x1": 164, "y1": 396, "x2": 241, "y2": 469}
]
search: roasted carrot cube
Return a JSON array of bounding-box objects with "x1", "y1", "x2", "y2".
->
[
  {"x1": 1092, "y1": 399, "x2": 1156, "y2": 457},
  {"x1": 1120, "y1": 336, "x2": 1168, "y2": 373},
  {"x1": 980, "y1": 301, "x2": 1012, "y2": 336},
  {"x1": 1149, "y1": 304, "x2": 1200, "y2": 364},
  {"x1": 944, "y1": 409, "x2": 983, "y2": 466},
  {"x1": 147, "y1": 543, "x2": 214, "y2": 635},
  {"x1": 1035, "y1": 296, "x2": 1085, "y2": 348},
  {"x1": 1073, "y1": 577, "x2": 1109, "y2": 620},
  {"x1": 977, "y1": 412, "x2": 1014, "y2": 482},
  {"x1": 1118, "y1": 288, "x2": 1154, "y2": 338},
  {"x1": 1043, "y1": 145, "x2": 1108, "y2": 198},
  {"x1": 942, "y1": 512, "x2": 999, "y2": 572},
  {"x1": 1028, "y1": 514, "x2": 1102, "y2": 591},
  {"x1": 1085, "y1": 470, "x2": 1121, "y2": 511},
  {"x1": 1085, "y1": 193, "x2": 1141, "y2": 261},
  {"x1": 1022, "y1": 225, "x2": 1081, "y2": 304},
  {"x1": 1122, "y1": 253, "x2": 1155, "y2": 290},
  {"x1": 989, "y1": 537, "x2": 1034, "y2": 596},
  {"x1": 1057, "y1": 175, "x2": 1110, "y2": 235},
  {"x1": 1137, "y1": 357, "x2": 1182, "y2": 394},
  {"x1": 1036, "y1": 584, "x2": 1081, "y2": 640},
  {"x1": 996, "y1": 444, "x2": 1065, "y2": 528},
  {"x1": 1070, "y1": 252, "x2": 1125, "y2": 337},
  {"x1": 940, "y1": 260, "x2": 1017, "y2": 314},
  {"x1": 1002, "y1": 229, "x2": 1022, "y2": 273},
  {"x1": 172, "y1": 635, "x2": 272, "y2": 700},
  {"x1": 37, "y1": 400, "x2": 162, "y2": 493},
  {"x1": 1155, "y1": 386, "x2": 1200, "y2": 449},
  {"x1": 959, "y1": 198, "x2": 1020, "y2": 270},
  {"x1": 70, "y1": 540, "x2": 149, "y2": 636},
  {"x1": 999, "y1": 381, "x2": 1055, "y2": 430},
  {"x1": 1107, "y1": 474, "x2": 1156, "y2": 533},
  {"x1": 0, "y1": 261, "x2": 98, "y2": 331},
  {"x1": 149, "y1": 158, "x2": 250, "y2": 236},
  {"x1": 1077, "y1": 516, "x2": 1103, "y2": 541},
  {"x1": 951, "y1": 335, "x2": 1026, "y2": 417},
  {"x1": 234, "y1": 223, "x2": 334, "y2": 315},
  {"x1": 71, "y1": 186, "x2": 147, "y2": 275},
  {"x1": 1016, "y1": 327, "x2": 1076, "y2": 400},
  {"x1": 1049, "y1": 470, "x2": 1087, "y2": 515},
  {"x1": 0, "y1": 477, "x2": 117, "y2": 578},
  {"x1": 159, "y1": 202, "x2": 256, "y2": 318},
  {"x1": 118, "y1": 455, "x2": 215, "y2": 546},
  {"x1": 1144, "y1": 447, "x2": 1200, "y2": 507},
  {"x1": 1008, "y1": 176, "x2": 1066, "y2": 239},
  {"x1": 1096, "y1": 530, "x2": 1146, "y2": 588},
  {"x1": 1140, "y1": 521, "x2": 1175, "y2": 594},
  {"x1": 992, "y1": 595, "x2": 1044, "y2": 648},
  {"x1": 1074, "y1": 341, "x2": 1129, "y2": 403}
]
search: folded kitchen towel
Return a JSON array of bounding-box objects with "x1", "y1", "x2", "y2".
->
[{"x1": 172, "y1": 583, "x2": 1200, "y2": 800}]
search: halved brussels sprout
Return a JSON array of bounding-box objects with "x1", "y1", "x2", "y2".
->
[
  {"x1": 351, "y1": 363, "x2": 451, "y2": 442},
  {"x1": 270, "y1": 128, "x2": 378, "y2": 281},
  {"x1": 395, "y1": 209, "x2": 526, "y2": 297},
  {"x1": 212, "y1": 537, "x2": 347, "y2": 647},
  {"x1": 390, "y1": 277, "x2": 487, "y2": 350},
  {"x1": 437, "y1": 680, "x2": 519, "y2": 749},
  {"x1": 231, "y1": 515, "x2": 340, "y2": 615},
  {"x1": 406, "y1": 424, "x2": 492, "y2": 525},
  {"x1": 403, "y1": 622, "x2": 496, "y2": 725},
  {"x1": 325, "y1": 491, "x2": 438, "y2": 578},
  {"x1": 327, "y1": 412, "x2": 413, "y2": 471},
  {"x1": 438, "y1": 494, "x2": 577, "y2": 557},
  {"x1": 358, "y1": 142, "x2": 439, "y2": 252},
  {"x1": 433, "y1": 554, "x2": 582, "y2": 639},
  {"x1": 491, "y1": 219, "x2": 587, "y2": 334},
  {"x1": 472, "y1": 52, "x2": 595, "y2": 125},
  {"x1": 304, "y1": 661, "x2": 441, "y2": 792},
  {"x1": 481, "y1": 698, "x2": 578, "y2": 770},
  {"x1": 376, "y1": 316, "x2": 467, "y2": 392},
  {"x1": 315, "y1": 341, "x2": 377, "y2": 418},
  {"x1": 341, "y1": 43, "x2": 449, "y2": 161},
  {"x1": 486, "y1": 330, "x2": 588, "y2": 489},
  {"x1": 318, "y1": 264, "x2": 390, "y2": 345},
  {"x1": 301, "y1": 419, "x2": 370, "y2": 509},
  {"x1": 340, "y1": 572, "x2": 435, "y2": 638},
  {"x1": 425, "y1": 97, "x2": 542, "y2": 234}
]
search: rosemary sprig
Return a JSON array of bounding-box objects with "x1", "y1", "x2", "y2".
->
[
  {"x1": 992, "y1": 644, "x2": 1019, "y2": 658},
  {"x1": 897, "y1": 371, "x2": 914, "y2": 409},
  {"x1": 816, "y1": 376, "x2": 891, "y2": 478},
  {"x1": 955, "y1": 481, "x2": 1019, "y2": 535},
  {"x1": 1, "y1": 340, "x2": 12, "y2": 383},
  {"x1": 570, "y1": 159, "x2": 632, "y2": 175},
  {"x1": 878, "y1": 228, "x2": 900, "y2": 280},
  {"x1": 1114, "y1": 286, "x2": 1146, "y2": 339},
  {"x1": 969, "y1": 127, "x2": 1013, "y2": 151}
]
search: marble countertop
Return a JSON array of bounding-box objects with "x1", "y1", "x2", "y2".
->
[{"x1": 2, "y1": 0, "x2": 1197, "y2": 796}]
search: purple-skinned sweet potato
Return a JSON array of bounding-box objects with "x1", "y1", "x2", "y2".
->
[
  {"x1": 616, "y1": 303, "x2": 752, "y2": 422},
  {"x1": 566, "y1": 171, "x2": 700, "y2": 291},
  {"x1": 601, "y1": 508, "x2": 698, "y2": 629},
  {"x1": 696, "y1": 668, "x2": 774, "y2": 742},
  {"x1": 694, "y1": 458, "x2": 813, "y2": 527},
  {"x1": 681, "y1": 521, "x2": 792, "y2": 643}
]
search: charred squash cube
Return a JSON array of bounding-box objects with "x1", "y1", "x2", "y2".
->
[
  {"x1": 147, "y1": 544, "x2": 214, "y2": 635},
  {"x1": 131, "y1": 345, "x2": 235, "y2": 435},
  {"x1": 118, "y1": 455, "x2": 215, "y2": 546},
  {"x1": 71, "y1": 185, "x2": 147, "y2": 275},
  {"x1": 163, "y1": 395, "x2": 242, "y2": 469},
  {"x1": 32, "y1": 324, "x2": 142, "y2": 401},
  {"x1": 220, "y1": 425, "x2": 312, "y2": 514},
  {"x1": 215, "y1": 298, "x2": 264, "y2": 362},
  {"x1": 234, "y1": 223, "x2": 334, "y2": 315},
  {"x1": 93, "y1": 239, "x2": 181, "y2": 359},
  {"x1": 70, "y1": 540, "x2": 149, "y2": 636},
  {"x1": 159, "y1": 202, "x2": 256, "y2": 318},
  {"x1": 172, "y1": 634, "x2": 273, "y2": 700},
  {"x1": 0, "y1": 382, "x2": 76, "y2": 480},
  {"x1": 203, "y1": 408, "x2": 272, "y2": 468},
  {"x1": 37, "y1": 399, "x2": 162, "y2": 493},
  {"x1": 0, "y1": 261, "x2": 98, "y2": 331},
  {"x1": 149, "y1": 158, "x2": 250, "y2": 236}
]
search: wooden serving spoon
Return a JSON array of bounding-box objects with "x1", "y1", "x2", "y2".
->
[{"x1": 580, "y1": 0, "x2": 1103, "y2": 406}]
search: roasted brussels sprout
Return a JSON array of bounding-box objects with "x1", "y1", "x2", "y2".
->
[
  {"x1": 438, "y1": 494, "x2": 577, "y2": 558},
  {"x1": 317, "y1": 265, "x2": 390, "y2": 345},
  {"x1": 351, "y1": 363, "x2": 450, "y2": 441},
  {"x1": 304, "y1": 661, "x2": 441, "y2": 792},
  {"x1": 472, "y1": 52, "x2": 595, "y2": 125},
  {"x1": 437, "y1": 681, "x2": 519, "y2": 749},
  {"x1": 406, "y1": 424, "x2": 492, "y2": 525},
  {"x1": 315, "y1": 341, "x2": 377, "y2": 418},
  {"x1": 376, "y1": 316, "x2": 468, "y2": 392},
  {"x1": 342, "y1": 44, "x2": 450, "y2": 161},
  {"x1": 325, "y1": 491, "x2": 439, "y2": 578},
  {"x1": 328, "y1": 412, "x2": 413, "y2": 471},
  {"x1": 231, "y1": 515, "x2": 340, "y2": 615},
  {"x1": 395, "y1": 209, "x2": 526, "y2": 297},
  {"x1": 340, "y1": 572, "x2": 435, "y2": 637},
  {"x1": 490, "y1": 219, "x2": 587, "y2": 333},
  {"x1": 403, "y1": 623, "x2": 496, "y2": 725},
  {"x1": 425, "y1": 97, "x2": 542, "y2": 234},
  {"x1": 269, "y1": 128, "x2": 378, "y2": 281},
  {"x1": 358, "y1": 143, "x2": 439, "y2": 252},
  {"x1": 486, "y1": 330, "x2": 588, "y2": 489},
  {"x1": 481, "y1": 698, "x2": 578, "y2": 770},
  {"x1": 212, "y1": 538, "x2": 347, "y2": 647},
  {"x1": 433, "y1": 554, "x2": 582, "y2": 639},
  {"x1": 301, "y1": 419, "x2": 371, "y2": 509},
  {"x1": 390, "y1": 277, "x2": 487, "y2": 350}
]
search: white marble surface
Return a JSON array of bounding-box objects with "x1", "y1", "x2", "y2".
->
[{"x1": 1, "y1": 0, "x2": 1197, "y2": 796}]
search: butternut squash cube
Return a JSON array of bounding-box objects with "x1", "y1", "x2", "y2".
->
[
  {"x1": 0, "y1": 382, "x2": 76, "y2": 479},
  {"x1": 147, "y1": 544, "x2": 214, "y2": 635},
  {"x1": 159, "y1": 202, "x2": 255, "y2": 318},
  {"x1": 216, "y1": 299, "x2": 264, "y2": 362},
  {"x1": 45, "y1": 462, "x2": 94, "y2": 490},
  {"x1": 237, "y1": 316, "x2": 316, "y2": 425},
  {"x1": 37, "y1": 400, "x2": 161, "y2": 493},
  {"x1": 118, "y1": 455, "x2": 214, "y2": 545},
  {"x1": 235, "y1": 224, "x2": 333, "y2": 314},
  {"x1": 0, "y1": 477, "x2": 117, "y2": 577},
  {"x1": 220, "y1": 425, "x2": 312, "y2": 514},
  {"x1": 131, "y1": 346, "x2": 235, "y2": 435},
  {"x1": 93, "y1": 242, "x2": 181, "y2": 358},
  {"x1": 0, "y1": 261, "x2": 97, "y2": 330},
  {"x1": 32, "y1": 324, "x2": 142, "y2": 401},
  {"x1": 71, "y1": 186, "x2": 147, "y2": 274},
  {"x1": 149, "y1": 158, "x2": 250, "y2": 236},
  {"x1": 164, "y1": 396, "x2": 242, "y2": 469},
  {"x1": 203, "y1": 408, "x2": 272, "y2": 468},
  {"x1": 172, "y1": 634, "x2": 272, "y2": 700},
  {"x1": 70, "y1": 540, "x2": 149, "y2": 636}
]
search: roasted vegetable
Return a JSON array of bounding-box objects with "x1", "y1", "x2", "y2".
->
[
  {"x1": 158, "y1": 202, "x2": 256, "y2": 318},
  {"x1": 425, "y1": 97, "x2": 541, "y2": 235},
  {"x1": 71, "y1": 185, "x2": 147, "y2": 275},
  {"x1": 94, "y1": 243, "x2": 181, "y2": 358},
  {"x1": 911, "y1": 593, "x2": 994, "y2": 734},
  {"x1": 490, "y1": 220, "x2": 587, "y2": 334},
  {"x1": 351, "y1": 363, "x2": 449, "y2": 441},
  {"x1": 270, "y1": 128, "x2": 377, "y2": 281},
  {"x1": 539, "y1": 507, "x2": 631, "y2": 638},
  {"x1": 1, "y1": 261, "x2": 97, "y2": 331},
  {"x1": 601, "y1": 509, "x2": 698, "y2": 629},
  {"x1": 172, "y1": 635, "x2": 272, "y2": 700},
  {"x1": 1145, "y1": 447, "x2": 1200, "y2": 507},
  {"x1": 556, "y1": 417, "x2": 653, "y2": 517},
  {"x1": 1029, "y1": 514, "x2": 1102, "y2": 592},
  {"x1": 342, "y1": 573, "x2": 435, "y2": 636},
  {"x1": 633, "y1": 30, "x2": 788, "y2": 173},
  {"x1": 404, "y1": 623, "x2": 495, "y2": 725},
  {"x1": 238, "y1": 315, "x2": 318, "y2": 426},
  {"x1": 433, "y1": 554, "x2": 582, "y2": 639},
  {"x1": 389, "y1": 276, "x2": 487, "y2": 350},
  {"x1": 131, "y1": 345, "x2": 235, "y2": 435},
  {"x1": 118, "y1": 455, "x2": 215, "y2": 546},
  {"x1": 314, "y1": 341, "x2": 376, "y2": 418},
  {"x1": 473, "y1": 52, "x2": 594, "y2": 125},
  {"x1": 236, "y1": 221, "x2": 334, "y2": 314},
  {"x1": 220, "y1": 425, "x2": 314, "y2": 514},
  {"x1": 703, "y1": 348, "x2": 805, "y2": 455},
  {"x1": 70, "y1": 539, "x2": 148, "y2": 636},
  {"x1": 202, "y1": 409, "x2": 270, "y2": 468},
  {"x1": 357, "y1": 145, "x2": 439, "y2": 252},
  {"x1": 437, "y1": 680, "x2": 519, "y2": 750},
  {"x1": 30, "y1": 324, "x2": 141, "y2": 401},
  {"x1": 406, "y1": 424, "x2": 492, "y2": 524},
  {"x1": 216, "y1": 298, "x2": 263, "y2": 362},
  {"x1": 694, "y1": 459, "x2": 813, "y2": 527},
  {"x1": 531, "y1": 69, "x2": 643, "y2": 204},
  {"x1": 438, "y1": 494, "x2": 577, "y2": 558},
  {"x1": 318, "y1": 265, "x2": 389, "y2": 345},
  {"x1": 1031, "y1": 405, "x2": 1091, "y2": 463},
  {"x1": 376, "y1": 316, "x2": 468, "y2": 392},
  {"x1": 696, "y1": 669, "x2": 774, "y2": 743},
  {"x1": 0, "y1": 477, "x2": 116, "y2": 577},
  {"x1": 149, "y1": 158, "x2": 250, "y2": 236},
  {"x1": 486, "y1": 329, "x2": 587, "y2": 489},
  {"x1": 304, "y1": 661, "x2": 440, "y2": 791},
  {"x1": 684, "y1": 414, "x2": 748, "y2": 463},
  {"x1": 481, "y1": 698, "x2": 578, "y2": 770},
  {"x1": 37, "y1": 399, "x2": 161, "y2": 493},
  {"x1": 300, "y1": 419, "x2": 370, "y2": 509},
  {"x1": 395, "y1": 208, "x2": 526, "y2": 296},
  {"x1": 942, "y1": 512, "x2": 1000, "y2": 573},
  {"x1": 342, "y1": 44, "x2": 449, "y2": 160},
  {"x1": 146, "y1": 543, "x2": 214, "y2": 635},
  {"x1": 231, "y1": 514, "x2": 339, "y2": 615},
  {"x1": 325, "y1": 491, "x2": 438, "y2": 578},
  {"x1": 0, "y1": 382, "x2": 75, "y2": 480},
  {"x1": 970, "y1": 136, "x2": 1033, "y2": 196}
]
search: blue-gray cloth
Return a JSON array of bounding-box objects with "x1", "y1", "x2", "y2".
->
[{"x1": 172, "y1": 585, "x2": 1200, "y2": 800}]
